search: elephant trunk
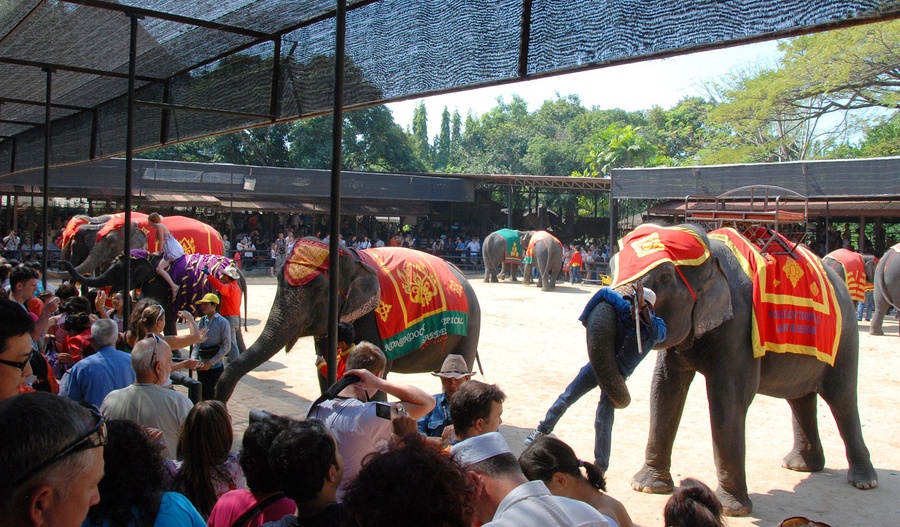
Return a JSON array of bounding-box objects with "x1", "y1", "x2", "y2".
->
[
  {"x1": 61, "y1": 259, "x2": 121, "y2": 289},
  {"x1": 57, "y1": 246, "x2": 110, "y2": 281},
  {"x1": 585, "y1": 301, "x2": 631, "y2": 409},
  {"x1": 215, "y1": 303, "x2": 293, "y2": 402}
]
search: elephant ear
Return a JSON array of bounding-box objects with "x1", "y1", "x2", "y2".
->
[
  {"x1": 340, "y1": 259, "x2": 381, "y2": 323},
  {"x1": 690, "y1": 256, "x2": 733, "y2": 339}
]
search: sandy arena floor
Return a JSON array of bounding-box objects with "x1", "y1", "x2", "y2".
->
[{"x1": 216, "y1": 274, "x2": 899, "y2": 527}]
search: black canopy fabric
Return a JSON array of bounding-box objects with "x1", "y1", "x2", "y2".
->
[{"x1": 1, "y1": 0, "x2": 899, "y2": 177}]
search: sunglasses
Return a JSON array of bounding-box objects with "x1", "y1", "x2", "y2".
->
[
  {"x1": 0, "y1": 349, "x2": 34, "y2": 371},
  {"x1": 13, "y1": 405, "x2": 107, "y2": 488},
  {"x1": 779, "y1": 517, "x2": 833, "y2": 527}
]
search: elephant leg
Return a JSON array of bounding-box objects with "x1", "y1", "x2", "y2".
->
[
  {"x1": 705, "y1": 368, "x2": 755, "y2": 516},
  {"x1": 819, "y1": 380, "x2": 878, "y2": 490},
  {"x1": 510, "y1": 263, "x2": 518, "y2": 282},
  {"x1": 523, "y1": 264, "x2": 533, "y2": 285},
  {"x1": 782, "y1": 392, "x2": 825, "y2": 472},
  {"x1": 483, "y1": 261, "x2": 493, "y2": 283},
  {"x1": 632, "y1": 351, "x2": 694, "y2": 496},
  {"x1": 868, "y1": 295, "x2": 888, "y2": 335}
]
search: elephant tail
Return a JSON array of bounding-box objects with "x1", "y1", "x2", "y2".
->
[{"x1": 474, "y1": 349, "x2": 485, "y2": 380}]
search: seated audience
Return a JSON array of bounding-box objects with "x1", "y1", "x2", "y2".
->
[
  {"x1": 451, "y1": 432, "x2": 610, "y2": 526},
  {"x1": 173, "y1": 400, "x2": 246, "y2": 518},
  {"x1": 342, "y1": 435, "x2": 476, "y2": 527},
  {"x1": 449, "y1": 379, "x2": 506, "y2": 442},
  {"x1": 262, "y1": 419, "x2": 346, "y2": 526},
  {"x1": 418, "y1": 353, "x2": 475, "y2": 447},
  {"x1": 60, "y1": 318, "x2": 135, "y2": 407},
  {"x1": 84, "y1": 419, "x2": 205, "y2": 526},
  {"x1": 519, "y1": 436, "x2": 632, "y2": 527},
  {"x1": 0, "y1": 392, "x2": 106, "y2": 527},
  {"x1": 100, "y1": 336, "x2": 194, "y2": 459},
  {"x1": 663, "y1": 478, "x2": 726, "y2": 527},
  {"x1": 307, "y1": 341, "x2": 434, "y2": 501},
  {"x1": 0, "y1": 298, "x2": 36, "y2": 402},
  {"x1": 208, "y1": 414, "x2": 297, "y2": 526}
]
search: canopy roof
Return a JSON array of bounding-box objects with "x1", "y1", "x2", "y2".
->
[{"x1": 2, "y1": 1, "x2": 900, "y2": 178}]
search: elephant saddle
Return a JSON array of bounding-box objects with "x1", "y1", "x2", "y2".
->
[
  {"x1": 496, "y1": 229, "x2": 523, "y2": 264},
  {"x1": 710, "y1": 228, "x2": 842, "y2": 366},
  {"x1": 170, "y1": 253, "x2": 235, "y2": 315},
  {"x1": 524, "y1": 231, "x2": 562, "y2": 265},
  {"x1": 98, "y1": 213, "x2": 224, "y2": 255},
  {"x1": 823, "y1": 249, "x2": 872, "y2": 302},
  {"x1": 358, "y1": 248, "x2": 469, "y2": 361}
]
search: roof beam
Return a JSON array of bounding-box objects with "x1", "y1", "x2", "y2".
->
[
  {"x1": 61, "y1": 0, "x2": 273, "y2": 40},
  {"x1": 0, "y1": 96, "x2": 91, "y2": 112},
  {"x1": 0, "y1": 56, "x2": 163, "y2": 83},
  {"x1": 136, "y1": 100, "x2": 273, "y2": 121},
  {"x1": 0, "y1": 1, "x2": 46, "y2": 48}
]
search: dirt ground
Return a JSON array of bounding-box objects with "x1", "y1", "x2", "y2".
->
[{"x1": 220, "y1": 273, "x2": 899, "y2": 527}]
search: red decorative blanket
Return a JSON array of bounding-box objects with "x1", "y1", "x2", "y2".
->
[
  {"x1": 823, "y1": 249, "x2": 871, "y2": 301},
  {"x1": 285, "y1": 238, "x2": 333, "y2": 286},
  {"x1": 710, "y1": 228, "x2": 842, "y2": 365},
  {"x1": 610, "y1": 224, "x2": 710, "y2": 287},
  {"x1": 357, "y1": 248, "x2": 469, "y2": 361},
  {"x1": 97, "y1": 213, "x2": 224, "y2": 255},
  {"x1": 524, "y1": 231, "x2": 562, "y2": 265}
]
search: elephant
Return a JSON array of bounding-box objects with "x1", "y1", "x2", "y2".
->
[
  {"x1": 62, "y1": 251, "x2": 247, "y2": 337},
  {"x1": 584, "y1": 223, "x2": 876, "y2": 516},
  {"x1": 521, "y1": 230, "x2": 563, "y2": 291},
  {"x1": 870, "y1": 243, "x2": 899, "y2": 336},
  {"x1": 213, "y1": 239, "x2": 481, "y2": 403},
  {"x1": 57, "y1": 212, "x2": 225, "y2": 279},
  {"x1": 483, "y1": 229, "x2": 525, "y2": 283},
  {"x1": 821, "y1": 248, "x2": 878, "y2": 306}
]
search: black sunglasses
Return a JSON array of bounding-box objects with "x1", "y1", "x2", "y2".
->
[
  {"x1": 13, "y1": 405, "x2": 107, "y2": 488},
  {"x1": 0, "y1": 349, "x2": 34, "y2": 371}
]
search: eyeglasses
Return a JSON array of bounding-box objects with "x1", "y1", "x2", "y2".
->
[
  {"x1": 0, "y1": 349, "x2": 34, "y2": 371},
  {"x1": 779, "y1": 517, "x2": 832, "y2": 527},
  {"x1": 13, "y1": 405, "x2": 107, "y2": 488}
]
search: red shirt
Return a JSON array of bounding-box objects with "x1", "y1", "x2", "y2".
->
[
  {"x1": 206, "y1": 274, "x2": 242, "y2": 317},
  {"x1": 570, "y1": 251, "x2": 583, "y2": 267}
]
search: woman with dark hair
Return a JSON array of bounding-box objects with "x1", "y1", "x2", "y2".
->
[
  {"x1": 124, "y1": 299, "x2": 200, "y2": 373},
  {"x1": 342, "y1": 436, "x2": 476, "y2": 527},
  {"x1": 84, "y1": 419, "x2": 205, "y2": 527},
  {"x1": 663, "y1": 478, "x2": 726, "y2": 527},
  {"x1": 172, "y1": 400, "x2": 245, "y2": 518},
  {"x1": 518, "y1": 435, "x2": 632, "y2": 527},
  {"x1": 207, "y1": 414, "x2": 297, "y2": 526}
]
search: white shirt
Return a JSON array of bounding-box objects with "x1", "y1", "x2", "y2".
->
[
  {"x1": 101, "y1": 383, "x2": 193, "y2": 460},
  {"x1": 308, "y1": 397, "x2": 392, "y2": 501},
  {"x1": 485, "y1": 480, "x2": 611, "y2": 527}
]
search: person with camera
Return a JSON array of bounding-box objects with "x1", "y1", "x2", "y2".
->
[
  {"x1": 192, "y1": 293, "x2": 230, "y2": 401},
  {"x1": 306, "y1": 341, "x2": 434, "y2": 502}
]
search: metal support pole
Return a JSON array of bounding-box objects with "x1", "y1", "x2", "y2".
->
[
  {"x1": 326, "y1": 0, "x2": 347, "y2": 388},
  {"x1": 506, "y1": 185, "x2": 512, "y2": 229},
  {"x1": 123, "y1": 13, "x2": 140, "y2": 323},
  {"x1": 41, "y1": 68, "x2": 52, "y2": 288}
]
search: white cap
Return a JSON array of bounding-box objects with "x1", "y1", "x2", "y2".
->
[
  {"x1": 451, "y1": 432, "x2": 511, "y2": 468},
  {"x1": 643, "y1": 288, "x2": 656, "y2": 307}
]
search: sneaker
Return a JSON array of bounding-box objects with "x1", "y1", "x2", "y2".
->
[{"x1": 524, "y1": 429, "x2": 544, "y2": 445}]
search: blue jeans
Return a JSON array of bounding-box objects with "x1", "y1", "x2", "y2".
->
[
  {"x1": 570, "y1": 266, "x2": 582, "y2": 283},
  {"x1": 857, "y1": 291, "x2": 873, "y2": 320},
  {"x1": 537, "y1": 363, "x2": 613, "y2": 469}
]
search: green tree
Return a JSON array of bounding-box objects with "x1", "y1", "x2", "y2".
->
[
  {"x1": 578, "y1": 124, "x2": 661, "y2": 177},
  {"x1": 411, "y1": 101, "x2": 431, "y2": 168}
]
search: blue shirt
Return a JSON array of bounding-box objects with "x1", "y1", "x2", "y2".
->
[
  {"x1": 83, "y1": 491, "x2": 205, "y2": 527},
  {"x1": 193, "y1": 313, "x2": 231, "y2": 368},
  {"x1": 579, "y1": 287, "x2": 667, "y2": 378},
  {"x1": 418, "y1": 391, "x2": 452, "y2": 438},
  {"x1": 61, "y1": 345, "x2": 136, "y2": 407}
]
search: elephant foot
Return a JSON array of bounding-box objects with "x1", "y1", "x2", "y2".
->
[
  {"x1": 847, "y1": 463, "x2": 878, "y2": 490},
  {"x1": 782, "y1": 446, "x2": 825, "y2": 472},
  {"x1": 716, "y1": 487, "x2": 753, "y2": 517},
  {"x1": 490, "y1": 277, "x2": 499, "y2": 283},
  {"x1": 868, "y1": 327, "x2": 884, "y2": 336},
  {"x1": 631, "y1": 465, "x2": 674, "y2": 494}
]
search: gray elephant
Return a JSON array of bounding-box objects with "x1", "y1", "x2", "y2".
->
[
  {"x1": 521, "y1": 231, "x2": 564, "y2": 291},
  {"x1": 584, "y1": 224, "x2": 875, "y2": 516},
  {"x1": 62, "y1": 251, "x2": 246, "y2": 337},
  {"x1": 483, "y1": 229, "x2": 525, "y2": 283},
  {"x1": 57, "y1": 212, "x2": 224, "y2": 279},
  {"x1": 821, "y1": 248, "x2": 878, "y2": 306},
  {"x1": 870, "y1": 243, "x2": 899, "y2": 336},
  {"x1": 214, "y1": 239, "x2": 482, "y2": 403}
]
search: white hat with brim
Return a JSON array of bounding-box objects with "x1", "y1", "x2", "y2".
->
[
  {"x1": 224, "y1": 266, "x2": 241, "y2": 279},
  {"x1": 431, "y1": 354, "x2": 476, "y2": 379},
  {"x1": 451, "y1": 432, "x2": 511, "y2": 468}
]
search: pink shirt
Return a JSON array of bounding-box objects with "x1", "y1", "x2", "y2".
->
[{"x1": 207, "y1": 489, "x2": 296, "y2": 527}]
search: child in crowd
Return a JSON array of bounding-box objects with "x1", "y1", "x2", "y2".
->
[{"x1": 148, "y1": 212, "x2": 184, "y2": 300}]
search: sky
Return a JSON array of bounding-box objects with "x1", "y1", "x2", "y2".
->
[{"x1": 386, "y1": 40, "x2": 783, "y2": 138}]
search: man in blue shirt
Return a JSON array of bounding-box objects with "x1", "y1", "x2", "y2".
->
[
  {"x1": 60, "y1": 318, "x2": 135, "y2": 407},
  {"x1": 417, "y1": 354, "x2": 475, "y2": 446},
  {"x1": 193, "y1": 293, "x2": 231, "y2": 401},
  {"x1": 525, "y1": 282, "x2": 666, "y2": 472}
]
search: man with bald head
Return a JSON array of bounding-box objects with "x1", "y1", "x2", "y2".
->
[{"x1": 100, "y1": 336, "x2": 193, "y2": 459}]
